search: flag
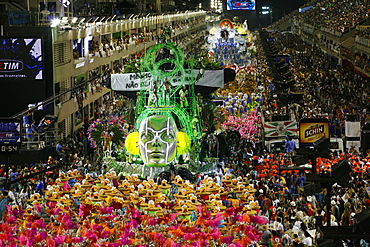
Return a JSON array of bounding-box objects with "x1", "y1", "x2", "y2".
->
[
  {"x1": 345, "y1": 121, "x2": 361, "y2": 137},
  {"x1": 264, "y1": 120, "x2": 298, "y2": 137}
]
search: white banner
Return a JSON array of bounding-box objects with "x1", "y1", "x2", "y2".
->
[
  {"x1": 110, "y1": 69, "x2": 224, "y2": 91},
  {"x1": 345, "y1": 121, "x2": 361, "y2": 137}
]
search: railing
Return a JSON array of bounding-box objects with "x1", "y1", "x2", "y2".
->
[
  {"x1": 39, "y1": 10, "x2": 206, "y2": 28},
  {"x1": 22, "y1": 130, "x2": 61, "y2": 150},
  {"x1": 320, "y1": 26, "x2": 343, "y2": 37},
  {"x1": 355, "y1": 35, "x2": 370, "y2": 47},
  {"x1": 302, "y1": 23, "x2": 315, "y2": 34},
  {"x1": 38, "y1": 11, "x2": 74, "y2": 25},
  {"x1": 11, "y1": 75, "x2": 101, "y2": 120}
]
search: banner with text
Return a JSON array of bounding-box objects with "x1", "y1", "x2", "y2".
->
[{"x1": 110, "y1": 69, "x2": 224, "y2": 91}]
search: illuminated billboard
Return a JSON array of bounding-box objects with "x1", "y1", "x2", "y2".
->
[
  {"x1": 0, "y1": 118, "x2": 22, "y2": 154},
  {"x1": 0, "y1": 38, "x2": 43, "y2": 80},
  {"x1": 299, "y1": 118, "x2": 330, "y2": 147},
  {"x1": 227, "y1": 0, "x2": 256, "y2": 10}
]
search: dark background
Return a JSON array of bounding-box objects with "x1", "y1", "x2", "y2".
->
[
  {"x1": 222, "y1": 0, "x2": 309, "y2": 30},
  {"x1": 183, "y1": 0, "x2": 309, "y2": 30}
]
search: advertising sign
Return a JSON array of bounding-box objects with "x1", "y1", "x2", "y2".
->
[
  {"x1": 0, "y1": 38, "x2": 43, "y2": 80},
  {"x1": 227, "y1": 0, "x2": 256, "y2": 10},
  {"x1": 299, "y1": 118, "x2": 329, "y2": 147},
  {"x1": 0, "y1": 118, "x2": 22, "y2": 154}
]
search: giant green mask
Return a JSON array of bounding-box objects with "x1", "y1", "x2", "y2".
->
[{"x1": 139, "y1": 115, "x2": 178, "y2": 167}]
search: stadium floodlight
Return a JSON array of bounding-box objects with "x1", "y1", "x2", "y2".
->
[{"x1": 51, "y1": 18, "x2": 61, "y2": 27}]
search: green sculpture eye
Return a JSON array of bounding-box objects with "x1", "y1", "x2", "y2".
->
[
  {"x1": 141, "y1": 133, "x2": 154, "y2": 142},
  {"x1": 161, "y1": 132, "x2": 175, "y2": 142}
]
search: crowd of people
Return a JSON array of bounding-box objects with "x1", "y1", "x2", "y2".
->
[
  {"x1": 267, "y1": 0, "x2": 324, "y2": 32},
  {"x1": 322, "y1": 0, "x2": 367, "y2": 34},
  {"x1": 2, "y1": 129, "x2": 370, "y2": 246},
  {"x1": 263, "y1": 31, "x2": 370, "y2": 135},
  {"x1": 79, "y1": 17, "x2": 206, "y2": 62},
  {"x1": 282, "y1": 0, "x2": 370, "y2": 79},
  {"x1": 297, "y1": 0, "x2": 369, "y2": 35}
]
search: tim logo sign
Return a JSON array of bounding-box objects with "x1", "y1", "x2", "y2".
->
[{"x1": 0, "y1": 59, "x2": 23, "y2": 72}]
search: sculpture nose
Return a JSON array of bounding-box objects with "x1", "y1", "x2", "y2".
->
[
  {"x1": 152, "y1": 142, "x2": 160, "y2": 147},
  {"x1": 152, "y1": 136, "x2": 161, "y2": 147}
]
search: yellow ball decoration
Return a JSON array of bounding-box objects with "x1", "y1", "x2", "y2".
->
[
  {"x1": 176, "y1": 132, "x2": 190, "y2": 155},
  {"x1": 125, "y1": 132, "x2": 139, "y2": 155}
]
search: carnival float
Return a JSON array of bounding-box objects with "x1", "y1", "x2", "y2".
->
[{"x1": 87, "y1": 18, "x2": 263, "y2": 178}]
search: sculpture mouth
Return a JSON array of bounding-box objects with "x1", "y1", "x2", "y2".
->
[{"x1": 148, "y1": 151, "x2": 164, "y2": 158}]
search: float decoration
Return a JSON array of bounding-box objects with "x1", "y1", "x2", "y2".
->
[
  {"x1": 221, "y1": 111, "x2": 260, "y2": 141},
  {"x1": 126, "y1": 39, "x2": 202, "y2": 167},
  {"x1": 87, "y1": 115, "x2": 128, "y2": 155}
]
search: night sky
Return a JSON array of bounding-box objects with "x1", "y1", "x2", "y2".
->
[
  {"x1": 257, "y1": 0, "x2": 308, "y2": 17},
  {"x1": 225, "y1": 0, "x2": 308, "y2": 29},
  {"x1": 258, "y1": 0, "x2": 308, "y2": 28},
  {"x1": 195, "y1": 0, "x2": 309, "y2": 30}
]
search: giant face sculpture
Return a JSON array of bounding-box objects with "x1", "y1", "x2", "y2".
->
[{"x1": 138, "y1": 115, "x2": 178, "y2": 167}]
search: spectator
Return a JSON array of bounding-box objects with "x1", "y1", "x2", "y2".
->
[
  {"x1": 302, "y1": 231, "x2": 313, "y2": 247},
  {"x1": 260, "y1": 224, "x2": 272, "y2": 247},
  {"x1": 284, "y1": 136, "x2": 296, "y2": 162}
]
